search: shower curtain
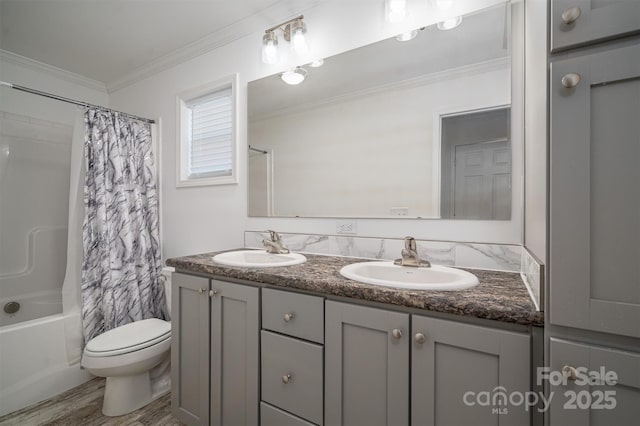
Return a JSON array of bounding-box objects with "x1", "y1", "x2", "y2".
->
[{"x1": 80, "y1": 108, "x2": 166, "y2": 343}]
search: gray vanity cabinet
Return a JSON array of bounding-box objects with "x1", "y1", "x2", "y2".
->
[
  {"x1": 549, "y1": 338, "x2": 640, "y2": 426},
  {"x1": 551, "y1": 0, "x2": 640, "y2": 52},
  {"x1": 411, "y1": 315, "x2": 530, "y2": 426},
  {"x1": 171, "y1": 273, "x2": 260, "y2": 426},
  {"x1": 324, "y1": 301, "x2": 410, "y2": 426},
  {"x1": 550, "y1": 43, "x2": 640, "y2": 339}
]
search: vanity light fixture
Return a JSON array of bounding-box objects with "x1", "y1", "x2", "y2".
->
[
  {"x1": 437, "y1": 15, "x2": 463, "y2": 30},
  {"x1": 261, "y1": 15, "x2": 309, "y2": 64},
  {"x1": 281, "y1": 67, "x2": 308, "y2": 85},
  {"x1": 385, "y1": 0, "x2": 407, "y2": 23}
]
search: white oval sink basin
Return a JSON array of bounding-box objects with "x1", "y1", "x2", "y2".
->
[
  {"x1": 212, "y1": 250, "x2": 306, "y2": 268},
  {"x1": 340, "y1": 261, "x2": 479, "y2": 291}
]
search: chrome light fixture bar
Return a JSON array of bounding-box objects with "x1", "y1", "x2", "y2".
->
[{"x1": 261, "y1": 15, "x2": 309, "y2": 64}]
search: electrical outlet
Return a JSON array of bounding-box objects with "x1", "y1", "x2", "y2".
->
[
  {"x1": 390, "y1": 207, "x2": 409, "y2": 216},
  {"x1": 336, "y1": 219, "x2": 357, "y2": 234}
]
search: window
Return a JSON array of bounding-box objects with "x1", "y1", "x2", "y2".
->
[{"x1": 177, "y1": 75, "x2": 238, "y2": 186}]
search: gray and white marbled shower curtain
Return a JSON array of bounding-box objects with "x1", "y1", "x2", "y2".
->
[{"x1": 81, "y1": 108, "x2": 167, "y2": 344}]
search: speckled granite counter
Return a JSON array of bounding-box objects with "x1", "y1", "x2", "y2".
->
[{"x1": 167, "y1": 251, "x2": 543, "y2": 327}]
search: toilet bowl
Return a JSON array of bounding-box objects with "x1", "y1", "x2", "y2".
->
[
  {"x1": 81, "y1": 267, "x2": 174, "y2": 416},
  {"x1": 81, "y1": 318, "x2": 171, "y2": 416}
]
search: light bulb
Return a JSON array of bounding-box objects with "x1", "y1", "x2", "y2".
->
[
  {"x1": 396, "y1": 30, "x2": 418, "y2": 41},
  {"x1": 435, "y1": 0, "x2": 454, "y2": 10},
  {"x1": 261, "y1": 31, "x2": 279, "y2": 64},
  {"x1": 288, "y1": 19, "x2": 309, "y2": 56},
  {"x1": 386, "y1": 0, "x2": 407, "y2": 23},
  {"x1": 310, "y1": 58, "x2": 324, "y2": 67}
]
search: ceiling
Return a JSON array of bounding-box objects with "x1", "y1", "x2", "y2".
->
[{"x1": 0, "y1": 0, "x2": 318, "y2": 86}]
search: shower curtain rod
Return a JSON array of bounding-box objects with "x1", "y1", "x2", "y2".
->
[
  {"x1": 0, "y1": 81, "x2": 155, "y2": 124},
  {"x1": 249, "y1": 145, "x2": 268, "y2": 154}
]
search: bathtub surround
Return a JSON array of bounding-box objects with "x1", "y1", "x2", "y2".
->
[{"x1": 81, "y1": 109, "x2": 166, "y2": 344}]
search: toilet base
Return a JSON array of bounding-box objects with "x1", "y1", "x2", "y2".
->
[{"x1": 102, "y1": 372, "x2": 153, "y2": 416}]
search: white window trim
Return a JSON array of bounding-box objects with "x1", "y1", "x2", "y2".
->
[{"x1": 176, "y1": 74, "x2": 239, "y2": 187}]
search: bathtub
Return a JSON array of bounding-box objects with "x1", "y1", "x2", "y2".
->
[
  {"x1": 0, "y1": 312, "x2": 93, "y2": 417},
  {"x1": 0, "y1": 289, "x2": 62, "y2": 327}
]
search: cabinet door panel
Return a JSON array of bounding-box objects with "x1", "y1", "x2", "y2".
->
[
  {"x1": 550, "y1": 44, "x2": 640, "y2": 338},
  {"x1": 412, "y1": 315, "x2": 530, "y2": 426},
  {"x1": 171, "y1": 273, "x2": 210, "y2": 425},
  {"x1": 549, "y1": 338, "x2": 640, "y2": 426},
  {"x1": 551, "y1": 0, "x2": 640, "y2": 51},
  {"x1": 325, "y1": 301, "x2": 409, "y2": 426},
  {"x1": 210, "y1": 280, "x2": 260, "y2": 426}
]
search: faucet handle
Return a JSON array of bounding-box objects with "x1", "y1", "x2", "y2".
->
[
  {"x1": 404, "y1": 236, "x2": 417, "y2": 251},
  {"x1": 267, "y1": 230, "x2": 280, "y2": 242}
]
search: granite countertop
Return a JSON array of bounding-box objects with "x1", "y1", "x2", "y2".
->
[{"x1": 167, "y1": 250, "x2": 544, "y2": 327}]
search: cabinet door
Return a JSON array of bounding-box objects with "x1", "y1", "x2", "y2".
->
[
  {"x1": 551, "y1": 0, "x2": 640, "y2": 51},
  {"x1": 210, "y1": 279, "x2": 260, "y2": 426},
  {"x1": 412, "y1": 316, "x2": 530, "y2": 426},
  {"x1": 550, "y1": 44, "x2": 640, "y2": 338},
  {"x1": 549, "y1": 338, "x2": 640, "y2": 425},
  {"x1": 171, "y1": 273, "x2": 210, "y2": 425},
  {"x1": 325, "y1": 301, "x2": 409, "y2": 426}
]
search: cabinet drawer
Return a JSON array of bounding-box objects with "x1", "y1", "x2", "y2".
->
[
  {"x1": 261, "y1": 402, "x2": 317, "y2": 426},
  {"x1": 551, "y1": 0, "x2": 640, "y2": 52},
  {"x1": 262, "y1": 288, "x2": 324, "y2": 343},
  {"x1": 261, "y1": 331, "x2": 323, "y2": 425}
]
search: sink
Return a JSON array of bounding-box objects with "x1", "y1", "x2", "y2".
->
[
  {"x1": 212, "y1": 250, "x2": 307, "y2": 268},
  {"x1": 340, "y1": 261, "x2": 479, "y2": 291}
]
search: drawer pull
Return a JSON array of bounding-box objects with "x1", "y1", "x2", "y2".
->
[
  {"x1": 391, "y1": 328, "x2": 403, "y2": 339},
  {"x1": 283, "y1": 312, "x2": 294, "y2": 322},
  {"x1": 198, "y1": 287, "x2": 206, "y2": 295},
  {"x1": 414, "y1": 333, "x2": 426, "y2": 344},
  {"x1": 209, "y1": 290, "x2": 217, "y2": 297},
  {"x1": 561, "y1": 73, "x2": 581, "y2": 89},
  {"x1": 562, "y1": 365, "x2": 578, "y2": 381},
  {"x1": 561, "y1": 6, "x2": 581, "y2": 25},
  {"x1": 282, "y1": 373, "x2": 292, "y2": 384}
]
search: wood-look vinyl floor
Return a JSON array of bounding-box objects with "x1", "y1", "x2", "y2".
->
[{"x1": 0, "y1": 378, "x2": 182, "y2": 426}]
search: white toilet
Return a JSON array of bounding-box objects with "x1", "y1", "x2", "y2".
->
[{"x1": 81, "y1": 267, "x2": 174, "y2": 416}]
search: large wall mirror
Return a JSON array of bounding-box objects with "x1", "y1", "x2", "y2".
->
[{"x1": 248, "y1": 2, "x2": 517, "y2": 220}]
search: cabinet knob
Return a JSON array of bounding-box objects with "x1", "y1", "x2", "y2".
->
[
  {"x1": 282, "y1": 373, "x2": 292, "y2": 384},
  {"x1": 283, "y1": 313, "x2": 294, "y2": 322},
  {"x1": 209, "y1": 290, "x2": 217, "y2": 297},
  {"x1": 561, "y1": 6, "x2": 582, "y2": 25},
  {"x1": 198, "y1": 287, "x2": 206, "y2": 295},
  {"x1": 414, "y1": 333, "x2": 426, "y2": 344},
  {"x1": 391, "y1": 328, "x2": 403, "y2": 339},
  {"x1": 561, "y1": 72, "x2": 581, "y2": 88},
  {"x1": 562, "y1": 365, "x2": 578, "y2": 381}
]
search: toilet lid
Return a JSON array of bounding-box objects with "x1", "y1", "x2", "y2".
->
[{"x1": 85, "y1": 318, "x2": 171, "y2": 355}]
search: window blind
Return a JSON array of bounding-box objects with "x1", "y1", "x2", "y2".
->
[{"x1": 187, "y1": 87, "x2": 233, "y2": 178}]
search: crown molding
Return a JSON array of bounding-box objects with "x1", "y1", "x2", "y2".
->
[
  {"x1": 107, "y1": 0, "x2": 324, "y2": 93},
  {"x1": 250, "y1": 57, "x2": 511, "y2": 122},
  {"x1": 0, "y1": 49, "x2": 107, "y2": 93}
]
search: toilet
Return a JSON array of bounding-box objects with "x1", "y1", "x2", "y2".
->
[{"x1": 81, "y1": 267, "x2": 174, "y2": 416}]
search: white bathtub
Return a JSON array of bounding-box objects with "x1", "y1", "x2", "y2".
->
[
  {"x1": 0, "y1": 289, "x2": 63, "y2": 327},
  {"x1": 0, "y1": 313, "x2": 93, "y2": 417}
]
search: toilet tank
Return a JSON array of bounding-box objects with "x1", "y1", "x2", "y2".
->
[{"x1": 161, "y1": 267, "x2": 174, "y2": 318}]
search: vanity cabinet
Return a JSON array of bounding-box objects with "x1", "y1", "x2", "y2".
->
[
  {"x1": 171, "y1": 273, "x2": 260, "y2": 426},
  {"x1": 412, "y1": 315, "x2": 530, "y2": 426},
  {"x1": 549, "y1": 338, "x2": 640, "y2": 425},
  {"x1": 550, "y1": 43, "x2": 640, "y2": 339},
  {"x1": 551, "y1": 0, "x2": 640, "y2": 51},
  {"x1": 325, "y1": 301, "x2": 410, "y2": 426}
]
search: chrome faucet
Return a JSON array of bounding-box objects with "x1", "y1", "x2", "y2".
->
[
  {"x1": 394, "y1": 236, "x2": 431, "y2": 268},
  {"x1": 262, "y1": 230, "x2": 290, "y2": 254}
]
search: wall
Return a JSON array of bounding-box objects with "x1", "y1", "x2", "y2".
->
[
  {"x1": 108, "y1": 0, "x2": 520, "y2": 260},
  {"x1": 249, "y1": 66, "x2": 510, "y2": 218}
]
